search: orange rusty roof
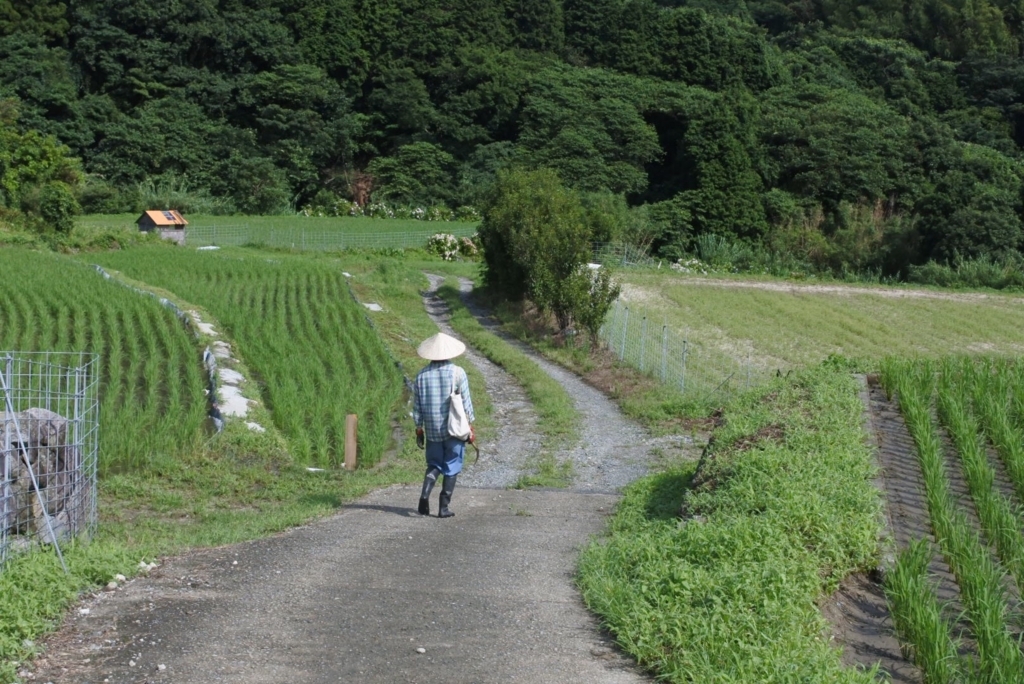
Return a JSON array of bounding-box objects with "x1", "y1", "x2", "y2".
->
[{"x1": 139, "y1": 210, "x2": 188, "y2": 227}]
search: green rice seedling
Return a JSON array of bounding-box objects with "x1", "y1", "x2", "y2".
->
[
  {"x1": 937, "y1": 360, "x2": 1024, "y2": 594},
  {"x1": 971, "y1": 360, "x2": 1024, "y2": 505},
  {"x1": 90, "y1": 246, "x2": 405, "y2": 468},
  {"x1": 884, "y1": 359, "x2": 1024, "y2": 683},
  {"x1": 0, "y1": 250, "x2": 207, "y2": 471},
  {"x1": 884, "y1": 539, "x2": 964, "y2": 683}
]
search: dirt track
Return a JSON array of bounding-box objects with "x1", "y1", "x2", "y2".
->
[{"x1": 660, "y1": 277, "x2": 1024, "y2": 303}]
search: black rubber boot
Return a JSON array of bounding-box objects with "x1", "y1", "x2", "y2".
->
[
  {"x1": 438, "y1": 474, "x2": 457, "y2": 518},
  {"x1": 418, "y1": 467, "x2": 440, "y2": 515}
]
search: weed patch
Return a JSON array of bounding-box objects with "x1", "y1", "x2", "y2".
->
[{"x1": 578, "y1": 365, "x2": 883, "y2": 682}]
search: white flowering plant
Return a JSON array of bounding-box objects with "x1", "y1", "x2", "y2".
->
[
  {"x1": 299, "y1": 200, "x2": 480, "y2": 223},
  {"x1": 427, "y1": 233, "x2": 460, "y2": 260},
  {"x1": 459, "y1": 235, "x2": 479, "y2": 257},
  {"x1": 670, "y1": 258, "x2": 710, "y2": 275}
]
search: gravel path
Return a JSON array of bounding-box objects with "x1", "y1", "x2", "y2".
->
[
  {"x1": 452, "y1": 276, "x2": 685, "y2": 492},
  {"x1": 421, "y1": 274, "x2": 542, "y2": 489}
]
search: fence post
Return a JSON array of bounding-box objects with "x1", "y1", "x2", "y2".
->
[
  {"x1": 620, "y1": 307, "x2": 629, "y2": 361},
  {"x1": 680, "y1": 341, "x2": 689, "y2": 393},
  {"x1": 639, "y1": 316, "x2": 647, "y2": 371},
  {"x1": 661, "y1": 324, "x2": 667, "y2": 382},
  {"x1": 345, "y1": 414, "x2": 358, "y2": 471}
]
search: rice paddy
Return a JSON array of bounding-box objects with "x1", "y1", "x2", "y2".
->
[
  {"x1": 90, "y1": 246, "x2": 405, "y2": 467},
  {"x1": 618, "y1": 274, "x2": 1024, "y2": 371},
  {"x1": 881, "y1": 357, "x2": 1024, "y2": 682},
  {"x1": 0, "y1": 250, "x2": 207, "y2": 471}
]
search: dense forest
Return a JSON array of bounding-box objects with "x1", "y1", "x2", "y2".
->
[{"x1": 2, "y1": 0, "x2": 1024, "y2": 276}]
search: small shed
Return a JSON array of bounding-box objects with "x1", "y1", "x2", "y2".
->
[{"x1": 137, "y1": 210, "x2": 188, "y2": 245}]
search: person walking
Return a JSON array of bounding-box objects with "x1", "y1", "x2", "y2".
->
[{"x1": 413, "y1": 332, "x2": 475, "y2": 518}]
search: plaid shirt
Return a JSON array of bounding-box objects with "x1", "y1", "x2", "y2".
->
[{"x1": 413, "y1": 360, "x2": 475, "y2": 443}]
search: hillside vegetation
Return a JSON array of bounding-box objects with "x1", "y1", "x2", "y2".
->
[{"x1": 1, "y1": 0, "x2": 1024, "y2": 276}]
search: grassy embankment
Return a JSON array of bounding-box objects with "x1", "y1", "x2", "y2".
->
[{"x1": 577, "y1": 363, "x2": 883, "y2": 682}]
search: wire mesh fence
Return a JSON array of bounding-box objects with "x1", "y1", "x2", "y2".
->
[
  {"x1": 1, "y1": 352, "x2": 99, "y2": 571},
  {"x1": 591, "y1": 242, "x2": 664, "y2": 270},
  {"x1": 186, "y1": 223, "x2": 478, "y2": 251},
  {"x1": 599, "y1": 300, "x2": 772, "y2": 403}
]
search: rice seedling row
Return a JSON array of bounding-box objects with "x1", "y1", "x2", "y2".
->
[
  {"x1": 881, "y1": 358, "x2": 1024, "y2": 682},
  {"x1": 90, "y1": 246, "x2": 404, "y2": 467},
  {"x1": 884, "y1": 539, "x2": 962, "y2": 684},
  {"x1": 971, "y1": 359, "x2": 1024, "y2": 505},
  {"x1": 0, "y1": 250, "x2": 207, "y2": 471},
  {"x1": 936, "y1": 360, "x2": 1024, "y2": 595}
]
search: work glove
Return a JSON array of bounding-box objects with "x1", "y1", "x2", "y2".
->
[{"x1": 416, "y1": 427, "x2": 425, "y2": 449}]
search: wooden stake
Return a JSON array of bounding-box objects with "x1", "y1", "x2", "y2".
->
[{"x1": 344, "y1": 414, "x2": 358, "y2": 471}]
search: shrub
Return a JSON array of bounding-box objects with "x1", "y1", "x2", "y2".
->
[
  {"x1": 459, "y1": 235, "x2": 479, "y2": 258},
  {"x1": 39, "y1": 181, "x2": 79, "y2": 234},
  {"x1": 427, "y1": 233, "x2": 460, "y2": 260}
]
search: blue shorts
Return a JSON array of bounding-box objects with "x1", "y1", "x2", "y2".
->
[{"x1": 425, "y1": 438, "x2": 466, "y2": 477}]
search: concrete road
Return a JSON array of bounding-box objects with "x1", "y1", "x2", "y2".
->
[{"x1": 33, "y1": 486, "x2": 648, "y2": 683}]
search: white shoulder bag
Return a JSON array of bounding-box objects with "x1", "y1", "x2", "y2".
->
[{"x1": 447, "y1": 366, "x2": 472, "y2": 441}]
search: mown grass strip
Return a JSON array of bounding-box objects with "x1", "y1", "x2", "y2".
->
[
  {"x1": 436, "y1": 282, "x2": 580, "y2": 448},
  {"x1": 883, "y1": 358, "x2": 1024, "y2": 683},
  {"x1": 937, "y1": 359, "x2": 1024, "y2": 595},
  {"x1": 885, "y1": 539, "x2": 963, "y2": 684},
  {"x1": 578, "y1": 365, "x2": 882, "y2": 683}
]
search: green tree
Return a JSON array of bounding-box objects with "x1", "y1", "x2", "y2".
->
[
  {"x1": 38, "y1": 180, "x2": 79, "y2": 234},
  {"x1": 0, "y1": 0, "x2": 68, "y2": 41},
  {"x1": 0, "y1": 100, "x2": 81, "y2": 209},
  {"x1": 479, "y1": 167, "x2": 619, "y2": 338},
  {"x1": 515, "y1": 67, "x2": 662, "y2": 195},
  {"x1": 367, "y1": 142, "x2": 457, "y2": 205},
  {"x1": 914, "y1": 143, "x2": 1024, "y2": 260}
]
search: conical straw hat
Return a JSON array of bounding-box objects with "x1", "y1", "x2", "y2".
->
[{"x1": 417, "y1": 332, "x2": 466, "y2": 361}]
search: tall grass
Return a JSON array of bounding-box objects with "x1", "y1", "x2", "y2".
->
[
  {"x1": 881, "y1": 358, "x2": 1024, "y2": 683},
  {"x1": 0, "y1": 250, "x2": 207, "y2": 471},
  {"x1": 578, "y1": 366, "x2": 882, "y2": 682},
  {"x1": 90, "y1": 245, "x2": 404, "y2": 467}
]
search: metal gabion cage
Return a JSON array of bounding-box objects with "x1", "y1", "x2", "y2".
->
[{"x1": 1, "y1": 352, "x2": 99, "y2": 569}]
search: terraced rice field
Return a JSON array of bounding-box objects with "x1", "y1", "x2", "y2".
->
[
  {"x1": 0, "y1": 250, "x2": 207, "y2": 471},
  {"x1": 91, "y1": 246, "x2": 404, "y2": 467},
  {"x1": 879, "y1": 358, "x2": 1024, "y2": 682}
]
